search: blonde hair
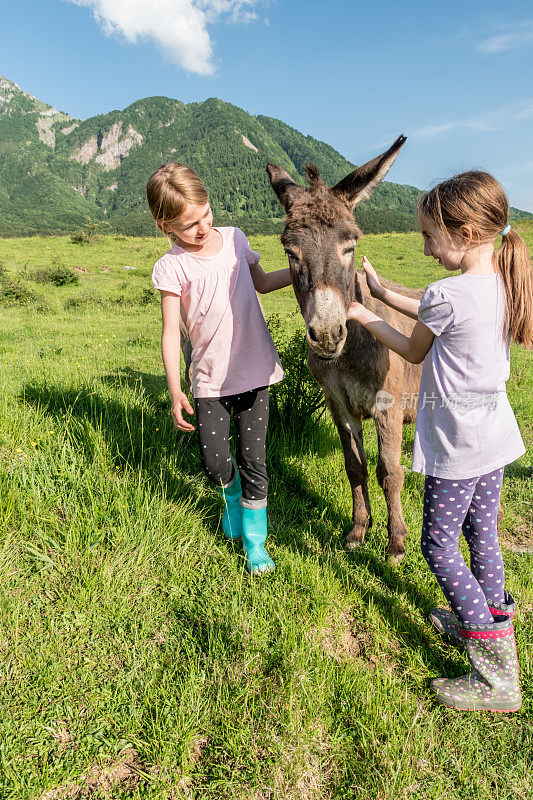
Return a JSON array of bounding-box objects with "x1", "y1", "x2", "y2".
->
[
  {"x1": 418, "y1": 171, "x2": 533, "y2": 348},
  {"x1": 146, "y1": 162, "x2": 209, "y2": 240}
]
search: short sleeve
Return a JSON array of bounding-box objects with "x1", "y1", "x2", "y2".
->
[
  {"x1": 236, "y1": 228, "x2": 260, "y2": 268},
  {"x1": 151, "y1": 257, "x2": 182, "y2": 296},
  {"x1": 418, "y1": 284, "x2": 455, "y2": 335}
]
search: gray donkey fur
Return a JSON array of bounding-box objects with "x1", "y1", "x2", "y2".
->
[{"x1": 267, "y1": 136, "x2": 423, "y2": 562}]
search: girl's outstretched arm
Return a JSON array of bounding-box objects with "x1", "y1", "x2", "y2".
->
[
  {"x1": 160, "y1": 291, "x2": 195, "y2": 432},
  {"x1": 362, "y1": 257, "x2": 420, "y2": 319},
  {"x1": 249, "y1": 262, "x2": 292, "y2": 293},
  {"x1": 347, "y1": 300, "x2": 434, "y2": 364}
]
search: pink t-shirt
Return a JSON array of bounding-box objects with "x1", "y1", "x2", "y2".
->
[{"x1": 152, "y1": 227, "x2": 284, "y2": 399}]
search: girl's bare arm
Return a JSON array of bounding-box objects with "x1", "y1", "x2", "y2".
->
[
  {"x1": 347, "y1": 301, "x2": 434, "y2": 364},
  {"x1": 362, "y1": 256, "x2": 420, "y2": 320},
  {"x1": 160, "y1": 291, "x2": 195, "y2": 432},
  {"x1": 249, "y1": 263, "x2": 292, "y2": 293}
]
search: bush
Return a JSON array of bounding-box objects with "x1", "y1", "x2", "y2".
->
[
  {"x1": 34, "y1": 265, "x2": 79, "y2": 286},
  {"x1": 111, "y1": 295, "x2": 136, "y2": 307},
  {"x1": 70, "y1": 220, "x2": 111, "y2": 244},
  {"x1": 267, "y1": 312, "x2": 325, "y2": 430},
  {"x1": 139, "y1": 287, "x2": 158, "y2": 305},
  {"x1": 70, "y1": 230, "x2": 95, "y2": 245},
  {"x1": 0, "y1": 277, "x2": 37, "y2": 306},
  {"x1": 64, "y1": 291, "x2": 105, "y2": 310}
]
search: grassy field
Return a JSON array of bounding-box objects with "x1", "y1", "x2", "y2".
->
[{"x1": 0, "y1": 225, "x2": 531, "y2": 799}]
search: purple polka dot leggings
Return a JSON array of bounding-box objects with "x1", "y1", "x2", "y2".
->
[{"x1": 420, "y1": 467, "x2": 505, "y2": 626}]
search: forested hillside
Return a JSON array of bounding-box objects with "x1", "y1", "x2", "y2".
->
[{"x1": 1, "y1": 76, "x2": 531, "y2": 237}]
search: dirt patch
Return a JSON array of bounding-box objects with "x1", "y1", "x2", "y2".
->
[
  {"x1": 187, "y1": 736, "x2": 209, "y2": 766},
  {"x1": 502, "y1": 516, "x2": 533, "y2": 554},
  {"x1": 149, "y1": 738, "x2": 209, "y2": 799},
  {"x1": 38, "y1": 749, "x2": 146, "y2": 799},
  {"x1": 0, "y1": 446, "x2": 29, "y2": 470},
  {"x1": 308, "y1": 610, "x2": 376, "y2": 666},
  {"x1": 49, "y1": 719, "x2": 75, "y2": 757},
  {"x1": 270, "y1": 721, "x2": 338, "y2": 800}
]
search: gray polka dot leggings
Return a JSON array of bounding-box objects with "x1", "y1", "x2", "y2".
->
[
  {"x1": 420, "y1": 467, "x2": 505, "y2": 626},
  {"x1": 195, "y1": 387, "x2": 269, "y2": 509}
]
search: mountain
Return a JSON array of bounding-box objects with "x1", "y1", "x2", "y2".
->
[{"x1": 0, "y1": 75, "x2": 530, "y2": 238}]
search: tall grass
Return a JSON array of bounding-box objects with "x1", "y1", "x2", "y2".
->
[{"x1": 0, "y1": 228, "x2": 531, "y2": 799}]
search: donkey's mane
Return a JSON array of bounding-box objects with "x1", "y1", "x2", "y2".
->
[
  {"x1": 286, "y1": 165, "x2": 360, "y2": 230},
  {"x1": 304, "y1": 163, "x2": 324, "y2": 191}
]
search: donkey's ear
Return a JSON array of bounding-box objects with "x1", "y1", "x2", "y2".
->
[
  {"x1": 266, "y1": 164, "x2": 303, "y2": 212},
  {"x1": 332, "y1": 135, "x2": 407, "y2": 208}
]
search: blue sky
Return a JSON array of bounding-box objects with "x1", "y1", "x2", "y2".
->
[{"x1": 4, "y1": 0, "x2": 533, "y2": 210}]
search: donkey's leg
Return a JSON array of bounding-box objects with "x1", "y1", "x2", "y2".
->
[
  {"x1": 374, "y1": 408, "x2": 409, "y2": 563},
  {"x1": 328, "y1": 400, "x2": 372, "y2": 549}
]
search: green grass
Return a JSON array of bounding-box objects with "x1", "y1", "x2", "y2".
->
[{"x1": 0, "y1": 227, "x2": 531, "y2": 799}]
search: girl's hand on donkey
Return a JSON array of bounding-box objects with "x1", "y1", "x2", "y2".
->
[
  {"x1": 346, "y1": 300, "x2": 367, "y2": 322},
  {"x1": 172, "y1": 392, "x2": 196, "y2": 432},
  {"x1": 362, "y1": 256, "x2": 384, "y2": 298}
]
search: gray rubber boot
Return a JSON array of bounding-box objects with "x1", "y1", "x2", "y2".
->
[
  {"x1": 431, "y1": 615, "x2": 522, "y2": 712},
  {"x1": 430, "y1": 591, "x2": 516, "y2": 646}
]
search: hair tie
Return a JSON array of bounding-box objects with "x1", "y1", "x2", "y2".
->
[{"x1": 500, "y1": 224, "x2": 511, "y2": 236}]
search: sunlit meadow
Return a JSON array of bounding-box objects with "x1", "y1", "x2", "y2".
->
[{"x1": 0, "y1": 226, "x2": 531, "y2": 799}]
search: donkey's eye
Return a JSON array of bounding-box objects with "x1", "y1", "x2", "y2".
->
[
  {"x1": 286, "y1": 252, "x2": 299, "y2": 266},
  {"x1": 343, "y1": 245, "x2": 356, "y2": 256}
]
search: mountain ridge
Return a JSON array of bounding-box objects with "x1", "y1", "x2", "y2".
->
[{"x1": 0, "y1": 75, "x2": 531, "y2": 238}]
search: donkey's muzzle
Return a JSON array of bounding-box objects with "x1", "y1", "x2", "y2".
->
[
  {"x1": 305, "y1": 287, "x2": 348, "y2": 359},
  {"x1": 307, "y1": 322, "x2": 347, "y2": 359}
]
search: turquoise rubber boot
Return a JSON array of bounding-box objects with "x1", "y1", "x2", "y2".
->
[
  {"x1": 241, "y1": 505, "x2": 275, "y2": 575},
  {"x1": 217, "y1": 471, "x2": 243, "y2": 540}
]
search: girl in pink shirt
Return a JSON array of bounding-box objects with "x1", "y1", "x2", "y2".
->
[{"x1": 146, "y1": 162, "x2": 292, "y2": 575}]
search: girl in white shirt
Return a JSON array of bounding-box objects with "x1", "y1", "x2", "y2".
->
[{"x1": 347, "y1": 170, "x2": 532, "y2": 712}]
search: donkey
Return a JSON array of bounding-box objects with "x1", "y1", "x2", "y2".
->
[{"x1": 267, "y1": 136, "x2": 423, "y2": 562}]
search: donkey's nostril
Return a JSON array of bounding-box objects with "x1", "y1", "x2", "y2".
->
[
  {"x1": 308, "y1": 325, "x2": 318, "y2": 343},
  {"x1": 332, "y1": 324, "x2": 346, "y2": 343}
]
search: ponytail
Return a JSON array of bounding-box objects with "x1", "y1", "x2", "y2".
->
[
  {"x1": 419, "y1": 171, "x2": 533, "y2": 348},
  {"x1": 497, "y1": 228, "x2": 533, "y2": 348}
]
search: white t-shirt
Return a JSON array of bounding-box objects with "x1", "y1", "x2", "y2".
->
[
  {"x1": 412, "y1": 273, "x2": 525, "y2": 479},
  {"x1": 152, "y1": 227, "x2": 284, "y2": 399}
]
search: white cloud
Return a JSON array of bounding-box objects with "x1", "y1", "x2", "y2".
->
[
  {"x1": 67, "y1": 0, "x2": 264, "y2": 75},
  {"x1": 478, "y1": 20, "x2": 533, "y2": 54},
  {"x1": 198, "y1": 0, "x2": 258, "y2": 23},
  {"x1": 410, "y1": 100, "x2": 533, "y2": 140}
]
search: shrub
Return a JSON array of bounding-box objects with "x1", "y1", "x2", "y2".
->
[
  {"x1": 34, "y1": 265, "x2": 79, "y2": 286},
  {"x1": 70, "y1": 230, "x2": 95, "y2": 245},
  {"x1": 0, "y1": 278, "x2": 37, "y2": 306},
  {"x1": 267, "y1": 312, "x2": 325, "y2": 430},
  {"x1": 111, "y1": 295, "x2": 135, "y2": 307},
  {"x1": 70, "y1": 220, "x2": 111, "y2": 244},
  {"x1": 64, "y1": 291, "x2": 105, "y2": 310},
  {"x1": 139, "y1": 287, "x2": 158, "y2": 305}
]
